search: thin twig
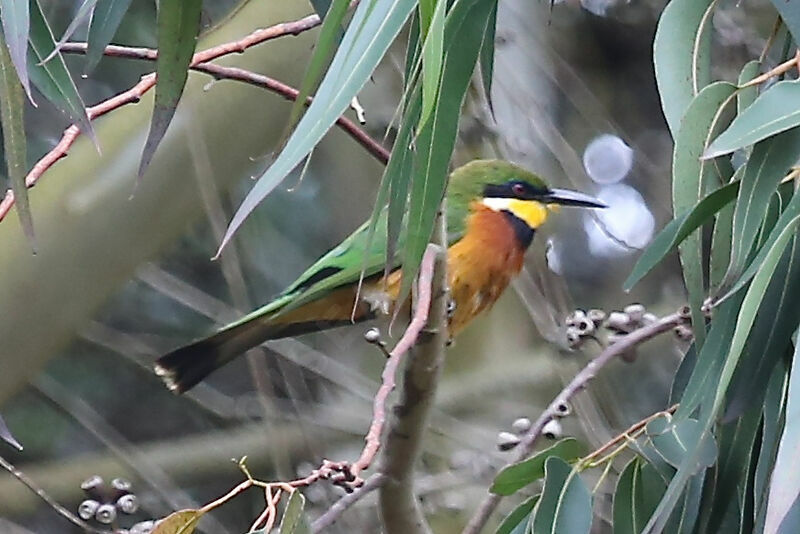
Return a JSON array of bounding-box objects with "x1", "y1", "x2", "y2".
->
[
  {"x1": 0, "y1": 7, "x2": 389, "y2": 223},
  {"x1": 0, "y1": 454, "x2": 111, "y2": 534},
  {"x1": 311, "y1": 473, "x2": 387, "y2": 532},
  {"x1": 462, "y1": 310, "x2": 688, "y2": 534},
  {"x1": 351, "y1": 244, "x2": 441, "y2": 479},
  {"x1": 740, "y1": 50, "x2": 799, "y2": 89}
]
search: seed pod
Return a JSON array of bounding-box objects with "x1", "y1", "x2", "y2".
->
[
  {"x1": 95, "y1": 503, "x2": 117, "y2": 524},
  {"x1": 587, "y1": 309, "x2": 606, "y2": 326},
  {"x1": 606, "y1": 311, "x2": 631, "y2": 333},
  {"x1": 117, "y1": 494, "x2": 139, "y2": 514},
  {"x1": 78, "y1": 499, "x2": 100, "y2": 520},
  {"x1": 566, "y1": 327, "x2": 582, "y2": 348},
  {"x1": 542, "y1": 419, "x2": 563, "y2": 440},
  {"x1": 624, "y1": 303, "x2": 646, "y2": 324},
  {"x1": 364, "y1": 328, "x2": 382, "y2": 344},
  {"x1": 554, "y1": 401, "x2": 572, "y2": 417},
  {"x1": 497, "y1": 431, "x2": 520, "y2": 451},
  {"x1": 511, "y1": 417, "x2": 532, "y2": 434}
]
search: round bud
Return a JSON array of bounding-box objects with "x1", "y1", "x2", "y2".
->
[
  {"x1": 642, "y1": 312, "x2": 658, "y2": 325},
  {"x1": 566, "y1": 328, "x2": 582, "y2": 349},
  {"x1": 511, "y1": 417, "x2": 532, "y2": 434},
  {"x1": 130, "y1": 520, "x2": 156, "y2": 534},
  {"x1": 554, "y1": 401, "x2": 572, "y2": 417},
  {"x1": 363, "y1": 328, "x2": 382, "y2": 344},
  {"x1": 497, "y1": 431, "x2": 520, "y2": 451},
  {"x1": 624, "y1": 303, "x2": 646, "y2": 324},
  {"x1": 678, "y1": 305, "x2": 691, "y2": 320},
  {"x1": 565, "y1": 310, "x2": 587, "y2": 328},
  {"x1": 111, "y1": 478, "x2": 132, "y2": 492},
  {"x1": 95, "y1": 503, "x2": 117, "y2": 524},
  {"x1": 606, "y1": 311, "x2": 631, "y2": 333},
  {"x1": 78, "y1": 499, "x2": 100, "y2": 520},
  {"x1": 587, "y1": 309, "x2": 606, "y2": 326},
  {"x1": 575, "y1": 317, "x2": 595, "y2": 335},
  {"x1": 674, "y1": 324, "x2": 693, "y2": 342},
  {"x1": 542, "y1": 419, "x2": 563, "y2": 440},
  {"x1": 80, "y1": 475, "x2": 104, "y2": 492},
  {"x1": 117, "y1": 494, "x2": 139, "y2": 514}
]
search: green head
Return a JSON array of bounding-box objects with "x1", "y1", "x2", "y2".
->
[{"x1": 446, "y1": 159, "x2": 605, "y2": 238}]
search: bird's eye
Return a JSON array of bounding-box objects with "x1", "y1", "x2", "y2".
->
[{"x1": 511, "y1": 183, "x2": 526, "y2": 197}]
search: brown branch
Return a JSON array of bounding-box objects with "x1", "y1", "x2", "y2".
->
[
  {"x1": 0, "y1": 454, "x2": 111, "y2": 534},
  {"x1": 311, "y1": 473, "x2": 387, "y2": 532},
  {"x1": 0, "y1": 8, "x2": 390, "y2": 223},
  {"x1": 462, "y1": 310, "x2": 689, "y2": 534}
]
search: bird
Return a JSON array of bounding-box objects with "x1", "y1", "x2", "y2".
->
[{"x1": 155, "y1": 159, "x2": 605, "y2": 393}]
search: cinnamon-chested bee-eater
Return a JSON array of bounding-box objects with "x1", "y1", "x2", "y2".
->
[{"x1": 155, "y1": 160, "x2": 605, "y2": 393}]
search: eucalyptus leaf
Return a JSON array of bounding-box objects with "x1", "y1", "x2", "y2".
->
[
  {"x1": 705, "y1": 81, "x2": 800, "y2": 159},
  {"x1": 491, "y1": 437, "x2": 585, "y2": 496},
  {"x1": 279, "y1": 491, "x2": 310, "y2": 534},
  {"x1": 86, "y1": 0, "x2": 135, "y2": 73},
  {"x1": 769, "y1": 0, "x2": 800, "y2": 47},
  {"x1": 0, "y1": 0, "x2": 32, "y2": 100},
  {"x1": 531, "y1": 457, "x2": 592, "y2": 534},
  {"x1": 653, "y1": 0, "x2": 715, "y2": 138},
  {"x1": 139, "y1": 0, "x2": 202, "y2": 178},
  {"x1": 645, "y1": 417, "x2": 718, "y2": 473},
  {"x1": 496, "y1": 495, "x2": 538, "y2": 534},
  {"x1": 613, "y1": 458, "x2": 666, "y2": 534}
]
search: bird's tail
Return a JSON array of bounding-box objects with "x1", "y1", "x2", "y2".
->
[{"x1": 154, "y1": 317, "x2": 283, "y2": 394}]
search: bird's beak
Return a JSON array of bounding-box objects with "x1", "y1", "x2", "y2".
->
[{"x1": 544, "y1": 188, "x2": 607, "y2": 208}]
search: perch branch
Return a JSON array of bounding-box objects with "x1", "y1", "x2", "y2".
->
[
  {"x1": 0, "y1": 7, "x2": 390, "y2": 223},
  {"x1": 311, "y1": 473, "x2": 387, "y2": 532},
  {"x1": 462, "y1": 309, "x2": 688, "y2": 534}
]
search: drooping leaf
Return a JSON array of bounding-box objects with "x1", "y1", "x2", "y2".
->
[
  {"x1": 491, "y1": 437, "x2": 585, "y2": 496},
  {"x1": 0, "y1": 32, "x2": 34, "y2": 249},
  {"x1": 0, "y1": 0, "x2": 32, "y2": 101},
  {"x1": 495, "y1": 495, "x2": 539, "y2": 534},
  {"x1": 0, "y1": 414, "x2": 22, "y2": 450},
  {"x1": 722, "y1": 127, "x2": 800, "y2": 289},
  {"x1": 418, "y1": 0, "x2": 446, "y2": 132},
  {"x1": 42, "y1": 0, "x2": 98, "y2": 64},
  {"x1": 478, "y1": 1, "x2": 497, "y2": 113},
  {"x1": 85, "y1": 0, "x2": 135, "y2": 73},
  {"x1": 764, "y1": 327, "x2": 800, "y2": 534},
  {"x1": 151, "y1": 509, "x2": 204, "y2": 534},
  {"x1": 709, "y1": 168, "x2": 743, "y2": 289},
  {"x1": 705, "y1": 81, "x2": 800, "y2": 159},
  {"x1": 754, "y1": 361, "x2": 788, "y2": 524},
  {"x1": 218, "y1": 0, "x2": 417, "y2": 254},
  {"x1": 613, "y1": 458, "x2": 666, "y2": 534},
  {"x1": 645, "y1": 416, "x2": 718, "y2": 473},
  {"x1": 624, "y1": 180, "x2": 740, "y2": 290},
  {"x1": 398, "y1": 0, "x2": 497, "y2": 306},
  {"x1": 737, "y1": 59, "x2": 760, "y2": 114},
  {"x1": 279, "y1": 491, "x2": 310, "y2": 534},
  {"x1": 138, "y1": 0, "x2": 202, "y2": 178},
  {"x1": 28, "y1": 0, "x2": 95, "y2": 143},
  {"x1": 283, "y1": 0, "x2": 349, "y2": 143},
  {"x1": 653, "y1": 0, "x2": 716, "y2": 138},
  {"x1": 531, "y1": 457, "x2": 592, "y2": 534},
  {"x1": 769, "y1": 0, "x2": 800, "y2": 48},
  {"x1": 671, "y1": 81, "x2": 737, "y2": 347}
]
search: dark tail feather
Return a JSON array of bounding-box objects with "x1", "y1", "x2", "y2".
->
[{"x1": 155, "y1": 318, "x2": 358, "y2": 393}]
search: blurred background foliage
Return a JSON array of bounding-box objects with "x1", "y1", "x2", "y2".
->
[{"x1": 0, "y1": 0, "x2": 783, "y2": 532}]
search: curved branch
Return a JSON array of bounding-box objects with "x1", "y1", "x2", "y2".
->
[{"x1": 462, "y1": 310, "x2": 688, "y2": 534}]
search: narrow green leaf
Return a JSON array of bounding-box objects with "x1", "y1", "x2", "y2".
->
[
  {"x1": 670, "y1": 471, "x2": 705, "y2": 534},
  {"x1": 478, "y1": 2, "x2": 497, "y2": 113},
  {"x1": 624, "y1": 180, "x2": 740, "y2": 290},
  {"x1": 496, "y1": 495, "x2": 539, "y2": 534},
  {"x1": 42, "y1": 0, "x2": 98, "y2": 64},
  {"x1": 645, "y1": 417, "x2": 718, "y2": 473},
  {"x1": 737, "y1": 60, "x2": 760, "y2": 114},
  {"x1": 769, "y1": 1, "x2": 800, "y2": 48},
  {"x1": 672, "y1": 81, "x2": 736, "y2": 347},
  {"x1": 724, "y1": 230, "x2": 800, "y2": 420},
  {"x1": 764, "y1": 328, "x2": 800, "y2": 534},
  {"x1": 398, "y1": 0, "x2": 496, "y2": 306},
  {"x1": 283, "y1": 0, "x2": 349, "y2": 143},
  {"x1": 139, "y1": 0, "x2": 202, "y2": 178},
  {"x1": 719, "y1": 182, "x2": 800, "y2": 303},
  {"x1": 418, "y1": 0, "x2": 434, "y2": 36},
  {"x1": 278, "y1": 491, "x2": 310, "y2": 534},
  {"x1": 653, "y1": 0, "x2": 715, "y2": 138},
  {"x1": 0, "y1": 32, "x2": 33, "y2": 249},
  {"x1": 531, "y1": 457, "x2": 592, "y2": 534},
  {"x1": 755, "y1": 361, "x2": 788, "y2": 524},
  {"x1": 632, "y1": 436, "x2": 678, "y2": 484},
  {"x1": 705, "y1": 81, "x2": 800, "y2": 159},
  {"x1": 722, "y1": 127, "x2": 800, "y2": 289},
  {"x1": 710, "y1": 189, "x2": 736, "y2": 289},
  {"x1": 28, "y1": 0, "x2": 95, "y2": 143},
  {"x1": 491, "y1": 438, "x2": 585, "y2": 496},
  {"x1": 418, "y1": 0, "x2": 446, "y2": 133},
  {"x1": 86, "y1": 0, "x2": 135, "y2": 73},
  {"x1": 218, "y1": 0, "x2": 417, "y2": 254},
  {"x1": 0, "y1": 0, "x2": 32, "y2": 101},
  {"x1": 613, "y1": 458, "x2": 666, "y2": 534}
]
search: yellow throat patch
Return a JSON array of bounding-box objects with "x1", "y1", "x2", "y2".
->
[{"x1": 482, "y1": 198, "x2": 550, "y2": 229}]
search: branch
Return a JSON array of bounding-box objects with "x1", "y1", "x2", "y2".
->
[
  {"x1": 0, "y1": 8, "x2": 390, "y2": 223},
  {"x1": 462, "y1": 309, "x2": 689, "y2": 534},
  {"x1": 379, "y1": 211, "x2": 448, "y2": 534},
  {"x1": 0, "y1": 454, "x2": 110, "y2": 534},
  {"x1": 311, "y1": 473, "x2": 387, "y2": 532}
]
